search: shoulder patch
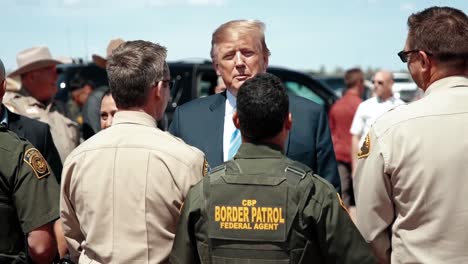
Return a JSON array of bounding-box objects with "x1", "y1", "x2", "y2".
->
[
  {"x1": 357, "y1": 134, "x2": 370, "y2": 159},
  {"x1": 23, "y1": 148, "x2": 51, "y2": 179},
  {"x1": 202, "y1": 158, "x2": 209, "y2": 177}
]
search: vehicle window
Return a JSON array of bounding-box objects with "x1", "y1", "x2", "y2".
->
[
  {"x1": 394, "y1": 78, "x2": 411, "y2": 83},
  {"x1": 196, "y1": 71, "x2": 218, "y2": 98},
  {"x1": 199, "y1": 79, "x2": 212, "y2": 98},
  {"x1": 284, "y1": 81, "x2": 324, "y2": 105}
]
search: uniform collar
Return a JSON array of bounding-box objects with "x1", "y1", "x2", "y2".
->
[
  {"x1": 112, "y1": 110, "x2": 157, "y2": 128},
  {"x1": 425, "y1": 76, "x2": 468, "y2": 96},
  {"x1": 19, "y1": 85, "x2": 50, "y2": 108},
  {"x1": 234, "y1": 142, "x2": 284, "y2": 159}
]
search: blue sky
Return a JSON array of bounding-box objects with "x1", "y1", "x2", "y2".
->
[{"x1": 1, "y1": 0, "x2": 467, "y2": 73}]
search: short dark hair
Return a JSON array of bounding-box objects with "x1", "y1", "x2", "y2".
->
[
  {"x1": 237, "y1": 73, "x2": 289, "y2": 142},
  {"x1": 106, "y1": 40, "x2": 167, "y2": 109},
  {"x1": 69, "y1": 72, "x2": 95, "y2": 92},
  {"x1": 407, "y1": 6, "x2": 468, "y2": 65},
  {"x1": 102, "y1": 88, "x2": 112, "y2": 98},
  {"x1": 344, "y1": 68, "x2": 364, "y2": 88}
]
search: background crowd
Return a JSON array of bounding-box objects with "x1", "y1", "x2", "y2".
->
[{"x1": 0, "y1": 5, "x2": 467, "y2": 264}]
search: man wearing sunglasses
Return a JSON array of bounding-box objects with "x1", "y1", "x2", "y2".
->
[
  {"x1": 350, "y1": 70, "x2": 404, "y2": 173},
  {"x1": 354, "y1": 6, "x2": 468, "y2": 263}
]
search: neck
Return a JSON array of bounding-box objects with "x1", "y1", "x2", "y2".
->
[
  {"x1": 119, "y1": 107, "x2": 146, "y2": 113},
  {"x1": 378, "y1": 93, "x2": 392, "y2": 101},
  {"x1": 21, "y1": 85, "x2": 51, "y2": 105},
  {"x1": 346, "y1": 87, "x2": 360, "y2": 95},
  {"x1": 227, "y1": 87, "x2": 238, "y2": 97},
  {"x1": 424, "y1": 66, "x2": 468, "y2": 90},
  {"x1": 242, "y1": 133, "x2": 286, "y2": 151}
]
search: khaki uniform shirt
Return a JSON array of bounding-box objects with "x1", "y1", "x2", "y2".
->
[
  {"x1": 60, "y1": 111, "x2": 206, "y2": 264},
  {"x1": 0, "y1": 128, "x2": 60, "y2": 263},
  {"x1": 354, "y1": 76, "x2": 468, "y2": 263},
  {"x1": 3, "y1": 88, "x2": 79, "y2": 162}
]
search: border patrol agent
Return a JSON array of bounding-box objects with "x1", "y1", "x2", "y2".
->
[
  {"x1": 170, "y1": 73, "x2": 376, "y2": 263},
  {"x1": 5, "y1": 46, "x2": 79, "y2": 163},
  {"x1": 0, "y1": 127, "x2": 60, "y2": 263},
  {"x1": 354, "y1": 7, "x2": 468, "y2": 263},
  {"x1": 60, "y1": 41, "x2": 206, "y2": 263}
]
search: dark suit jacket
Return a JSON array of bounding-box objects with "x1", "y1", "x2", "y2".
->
[
  {"x1": 168, "y1": 92, "x2": 340, "y2": 191},
  {"x1": 5, "y1": 106, "x2": 63, "y2": 182}
]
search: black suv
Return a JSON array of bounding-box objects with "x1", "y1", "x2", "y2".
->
[{"x1": 56, "y1": 60, "x2": 338, "y2": 129}]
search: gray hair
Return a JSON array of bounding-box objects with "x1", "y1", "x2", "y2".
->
[{"x1": 106, "y1": 40, "x2": 167, "y2": 109}]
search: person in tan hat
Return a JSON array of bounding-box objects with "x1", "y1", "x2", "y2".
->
[
  {"x1": 4, "y1": 46, "x2": 79, "y2": 162},
  {"x1": 92, "y1": 38, "x2": 125, "y2": 68}
]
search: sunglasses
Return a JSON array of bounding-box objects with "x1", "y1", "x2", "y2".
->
[
  {"x1": 161, "y1": 79, "x2": 174, "y2": 89},
  {"x1": 397, "y1": 49, "x2": 433, "y2": 63}
]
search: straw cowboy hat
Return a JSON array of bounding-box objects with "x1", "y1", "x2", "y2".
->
[
  {"x1": 8, "y1": 46, "x2": 62, "y2": 77},
  {"x1": 92, "y1": 38, "x2": 125, "y2": 68}
]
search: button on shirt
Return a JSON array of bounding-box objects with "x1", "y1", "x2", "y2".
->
[
  {"x1": 223, "y1": 90, "x2": 237, "y2": 162},
  {"x1": 350, "y1": 96, "x2": 404, "y2": 146}
]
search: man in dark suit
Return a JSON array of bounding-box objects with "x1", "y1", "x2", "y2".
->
[
  {"x1": 169, "y1": 20, "x2": 340, "y2": 191},
  {"x1": 0, "y1": 59, "x2": 62, "y2": 182}
]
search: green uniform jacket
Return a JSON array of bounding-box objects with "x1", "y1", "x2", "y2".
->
[
  {"x1": 170, "y1": 143, "x2": 376, "y2": 263},
  {"x1": 0, "y1": 127, "x2": 60, "y2": 263}
]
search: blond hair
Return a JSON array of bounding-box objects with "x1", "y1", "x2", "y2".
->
[{"x1": 210, "y1": 19, "x2": 271, "y2": 63}]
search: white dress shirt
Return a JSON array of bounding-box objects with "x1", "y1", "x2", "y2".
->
[{"x1": 223, "y1": 90, "x2": 237, "y2": 161}]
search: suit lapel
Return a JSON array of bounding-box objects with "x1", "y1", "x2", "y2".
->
[
  {"x1": 284, "y1": 128, "x2": 292, "y2": 156},
  {"x1": 5, "y1": 107, "x2": 23, "y2": 131},
  {"x1": 209, "y1": 92, "x2": 227, "y2": 167}
]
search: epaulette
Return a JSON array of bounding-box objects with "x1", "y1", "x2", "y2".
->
[
  {"x1": 285, "y1": 161, "x2": 312, "y2": 186},
  {"x1": 208, "y1": 164, "x2": 226, "y2": 180}
]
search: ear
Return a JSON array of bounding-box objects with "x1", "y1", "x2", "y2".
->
[
  {"x1": 233, "y1": 111, "x2": 241, "y2": 129},
  {"x1": 263, "y1": 53, "x2": 269, "y2": 72},
  {"x1": 419, "y1": 50, "x2": 432, "y2": 74},
  {"x1": 284, "y1": 113, "x2": 292, "y2": 131},
  {"x1": 214, "y1": 61, "x2": 221, "y2": 76},
  {"x1": 84, "y1": 85, "x2": 93, "y2": 93},
  {"x1": 154, "y1": 81, "x2": 163, "y2": 100}
]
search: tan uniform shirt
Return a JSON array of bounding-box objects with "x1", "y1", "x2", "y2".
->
[
  {"x1": 354, "y1": 76, "x2": 468, "y2": 263},
  {"x1": 60, "y1": 111, "x2": 206, "y2": 264},
  {"x1": 3, "y1": 88, "x2": 79, "y2": 162}
]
